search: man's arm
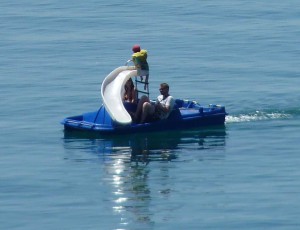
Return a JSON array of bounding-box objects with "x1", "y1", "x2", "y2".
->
[{"x1": 156, "y1": 97, "x2": 173, "y2": 113}]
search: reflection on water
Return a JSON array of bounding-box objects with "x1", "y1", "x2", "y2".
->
[
  {"x1": 62, "y1": 126, "x2": 227, "y2": 228},
  {"x1": 63, "y1": 126, "x2": 227, "y2": 163},
  {"x1": 110, "y1": 163, "x2": 153, "y2": 227}
]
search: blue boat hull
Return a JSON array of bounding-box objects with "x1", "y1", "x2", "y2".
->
[{"x1": 61, "y1": 99, "x2": 227, "y2": 135}]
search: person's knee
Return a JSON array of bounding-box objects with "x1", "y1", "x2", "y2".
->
[
  {"x1": 143, "y1": 102, "x2": 151, "y2": 110},
  {"x1": 140, "y1": 95, "x2": 148, "y2": 102},
  {"x1": 143, "y1": 102, "x2": 155, "y2": 116}
]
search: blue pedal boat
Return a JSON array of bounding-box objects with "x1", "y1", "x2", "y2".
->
[
  {"x1": 61, "y1": 100, "x2": 227, "y2": 135},
  {"x1": 61, "y1": 66, "x2": 227, "y2": 135}
]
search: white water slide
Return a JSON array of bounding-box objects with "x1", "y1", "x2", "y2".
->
[{"x1": 101, "y1": 66, "x2": 137, "y2": 125}]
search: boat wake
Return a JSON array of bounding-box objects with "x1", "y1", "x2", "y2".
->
[{"x1": 225, "y1": 110, "x2": 293, "y2": 123}]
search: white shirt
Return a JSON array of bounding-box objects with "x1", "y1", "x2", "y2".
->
[{"x1": 155, "y1": 95, "x2": 175, "y2": 119}]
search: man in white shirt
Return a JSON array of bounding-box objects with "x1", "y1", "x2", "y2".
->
[{"x1": 134, "y1": 83, "x2": 175, "y2": 123}]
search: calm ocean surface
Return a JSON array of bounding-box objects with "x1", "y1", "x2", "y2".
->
[{"x1": 1, "y1": 1, "x2": 300, "y2": 229}]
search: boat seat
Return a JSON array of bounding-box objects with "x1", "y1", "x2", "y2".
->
[
  {"x1": 175, "y1": 99, "x2": 184, "y2": 108},
  {"x1": 168, "y1": 107, "x2": 182, "y2": 120}
]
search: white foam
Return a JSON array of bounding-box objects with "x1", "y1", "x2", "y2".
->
[{"x1": 226, "y1": 111, "x2": 291, "y2": 123}]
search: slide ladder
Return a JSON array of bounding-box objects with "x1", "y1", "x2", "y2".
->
[
  {"x1": 125, "y1": 60, "x2": 149, "y2": 98},
  {"x1": 134, "y1": 76, "x2": 149, "y2": 99}
]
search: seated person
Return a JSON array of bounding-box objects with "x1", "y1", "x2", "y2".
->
[
  {"x1": 123, "y1": 78, "x2": 137, "y2": 104},
  {"x1": 134, "y1": 83, "x2": 175, "y2": 123}
]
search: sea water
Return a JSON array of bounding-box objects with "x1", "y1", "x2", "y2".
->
[{"x1": 1, "y1": 1, "x2": 300, "y2": 229}]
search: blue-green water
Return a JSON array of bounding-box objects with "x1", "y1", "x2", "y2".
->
[{"x1": 1, "y1": 1, "x2": 300, "y2": 229}]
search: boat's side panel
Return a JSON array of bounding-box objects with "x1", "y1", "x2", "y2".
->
[
  {"x1": 93, "y1": 105, "x2": 114, "y2": 125},
  {"x1": 109, "y1": 111, "x2": 226, "y2": 134},
  {"x1": 62, "y1": 105, "x2": 115, "y2": 131}
]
